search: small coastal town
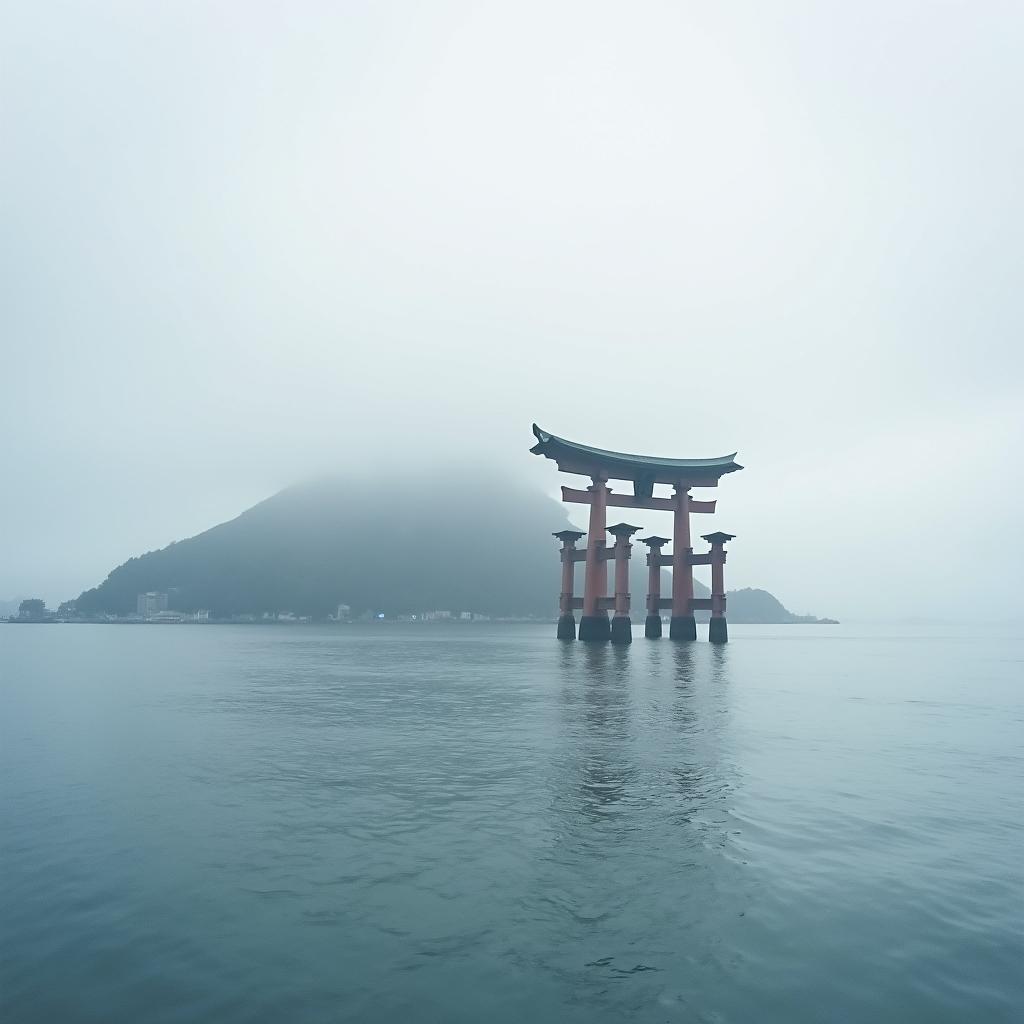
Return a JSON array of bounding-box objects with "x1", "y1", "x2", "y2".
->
[{"x1": 2, "y1": 594, "x2": 501, "y2": 625}]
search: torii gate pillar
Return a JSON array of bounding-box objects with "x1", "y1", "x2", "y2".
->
[
  {"x1": 608, "y1": 523, "x2": 640, "y2": 644},
  {"x1": 578, "y1": 474, "x2": 611, "y2": 642},
  {"x1": 553, "y1": 530, "x2": 585, "y2": 640},
  {"x1": 669, "y1": 485, "x2": 697, "y2": 641},
  {"x1": 640, "y1": 536, "x2": 670, "y2": 638},
  {"x1": 703, "y1": 531, "x2": 736, "y2": 644}
]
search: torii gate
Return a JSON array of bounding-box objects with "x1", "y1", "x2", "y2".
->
[{"x1": 531, "y1": 424, "x2": 742, "y2": 644}]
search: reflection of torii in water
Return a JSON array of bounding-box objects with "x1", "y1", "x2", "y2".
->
[{"x1": 530, "y1": 424, "x2": 742, "y2": 645}]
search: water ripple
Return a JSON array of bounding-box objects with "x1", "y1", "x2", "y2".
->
[{"x1": 1, "y1": 623, "x2": 1022, "y2": 1023}]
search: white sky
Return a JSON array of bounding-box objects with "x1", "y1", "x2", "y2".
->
[{"x1": 2, "y1": 1, "x2": 1022, "y2": 620}]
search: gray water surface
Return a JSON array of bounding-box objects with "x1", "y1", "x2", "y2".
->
[{"x1": 2, "y1": 624, "x2": 1022, "y2": 1022}]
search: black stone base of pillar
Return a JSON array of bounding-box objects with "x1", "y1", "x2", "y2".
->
[
  {"x1": 556, "y1": 614, "x2": 576, "y2": 640},
  {"x1": 669, "y1": 615, "x2": 697, "y2": 641},
  {"x1": 610, "y1": 616, "x2": 632, "y2": 644},
  {"x1": 644, "y1": 615, "x2": 662, "y2": 638},
  {"x1": 578, "y1": 614, "x2": 611, "y2": 642},
  {"x1": 708, "y1": 617, "x2": 728, "y2": 644}
]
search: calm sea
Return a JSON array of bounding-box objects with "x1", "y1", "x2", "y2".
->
[{"x1": 1, "y1": 623, "x2": 1021, "y2": 1023}]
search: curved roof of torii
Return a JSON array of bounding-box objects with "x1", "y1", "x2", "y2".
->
[{"x1": 530, "y1": 424, "x2": 743, "y2": 486}]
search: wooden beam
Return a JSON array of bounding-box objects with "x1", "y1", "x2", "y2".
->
[
  {"x1": 567, "y1": 596, "x2": 617, "y2": 610},
  {"x1": 553, "y1": 457, "x2": 723, "y2": 487},
  {"x1": 568, "y1": 595, "x2": 620, "y2": 611},
  {"x1": 563, "y1": 546, "x2": 612, "y2": 563},
  {"x1": 647, "y1": 552, "x2": 715, "y2": 567},
  {"x1": 561, "y1": 486, "x2": 716, "y2": 512},
  {"x1": 562, "y1": 486, "x2": 671, "y2": 510},
  {"x1": 653, "y1": 597, "x2": 724, "y2": 611}
]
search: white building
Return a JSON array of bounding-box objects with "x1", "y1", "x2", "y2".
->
[{"x1": 136, "y1": 592, "x2": 168, "y2": 617}]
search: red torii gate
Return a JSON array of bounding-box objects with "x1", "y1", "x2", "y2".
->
[{"x1": 531, "y1": 424, "x2": 742, "y2": 644}]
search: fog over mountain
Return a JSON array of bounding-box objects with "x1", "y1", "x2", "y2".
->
[{"x1": 2, "y1": 2, "x2": 1022, "y2": 621}]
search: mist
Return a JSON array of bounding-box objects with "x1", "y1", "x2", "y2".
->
[{"x1": 2, "y1": 1, "x2": 1021, "y2": 621}]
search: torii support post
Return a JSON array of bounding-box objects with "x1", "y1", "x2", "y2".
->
[
  {"x1": 670, "y1": 485, "x2": 697, "y2": 640},
  {"x1": 639, "y1": 536, "x2": 670, "y2": 638},
  {"x1": 608, "y1": 523, "x2": 640, "y2": 644},
  {"x1": 553, "y1": 530, "x2": 585, "y2": 640},
  {"x1": 702, "y1": 531, "x2": 736, "y2": 644},
  {"x1": 579, "y1": 475, "x2": 611, "y2": 642}
]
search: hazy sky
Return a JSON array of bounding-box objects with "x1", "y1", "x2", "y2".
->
[{"x1": 2, "y1": 1, "x2": 1022, "y2": 620}]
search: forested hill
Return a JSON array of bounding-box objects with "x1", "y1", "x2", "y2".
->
[{"x1": 72, "y1": 475, "x2": 834, "y2": 623}]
